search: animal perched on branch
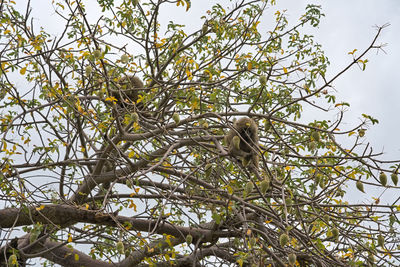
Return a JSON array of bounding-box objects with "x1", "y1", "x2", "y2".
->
[
  {"x1": 225, "y1": 117, "x2": 259, "y2": 168},
  {"x1": 110, "y1": 75, "x2": 143, "y2": 108}
]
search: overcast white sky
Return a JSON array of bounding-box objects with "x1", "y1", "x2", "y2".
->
[{"x1": 279, "y1": 0, "x2": 400, "y2": 160}]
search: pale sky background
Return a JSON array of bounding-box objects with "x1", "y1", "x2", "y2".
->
[{"x1": 282, "y1": 0, "x2": 400, "y2": 161}]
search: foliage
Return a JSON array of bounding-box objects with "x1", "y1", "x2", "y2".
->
[{"x1": 0, "y1": 0, "x2": 399, "y2": 266}]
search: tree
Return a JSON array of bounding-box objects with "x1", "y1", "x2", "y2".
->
[{"x1": 0, "y1": 0, "x2": 399, "y2": 266}]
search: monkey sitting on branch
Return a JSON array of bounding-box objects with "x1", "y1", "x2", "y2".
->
[
  {"x1": 225, "y1": 117, "x2": 259, "y2": 168},
  {"x1": 110, "y1": 75, "x2": 144, "y2": 109}
]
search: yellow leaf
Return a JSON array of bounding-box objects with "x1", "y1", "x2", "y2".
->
[
  {"x1": 20, "y1": 67, "x2": 27, "y2": 75},
  {"x1": 283, "y1": 67, "x2": 288, "y2": 74},
  {"x1": 227, "y1": 186, "x2": 233, "y2": 195},
  {"x1": 68, "y1": 234, "x2": 72, "y2": 242},
  {"x1": 36, "y1": 205, "x2": 45, "y2": 211},
  {"x1": 205, "y1": 70, "x2": 212, "y2": 80},
  {"x1": 74, "y1": 254, "x2": 79, "y2": 261},
  {"x1": 185, "y1": 69, "x2": 192, "y2": 80},
  {"x1": 185, "y1": 0, "x2": 190, "y2": 11},
  {"x1": 303, "y1": 83, "x2": 310, "y2": 93},
  {"x1": 165, "y1": 235, "x2": 173, "y2": 246},
  {"x1": 247, "y1": 62, "x2": 253, "y2": 70},
  {"x1": 76, "y1": 105, "x2": 84, "y2": 114},
  {"x1": 348, "y1": 49, "x2": 357, "y2": 55},
  {"x1": 136, "y1": 94, "x2": 143, "y2": 103},
  {"x1": 105, "y1": 96, "x2": 117, "y2": 104},
  {"x1": 129, "y1": 201, "x2": 137, "y2": 212}
]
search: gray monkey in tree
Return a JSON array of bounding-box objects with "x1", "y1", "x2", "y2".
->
[
  {"x1": 110, "y1": 75, "x2": 143, "y2": 108},
  {"x1": 225, "y1": 117, "x2": 259, "y2": 168}
]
